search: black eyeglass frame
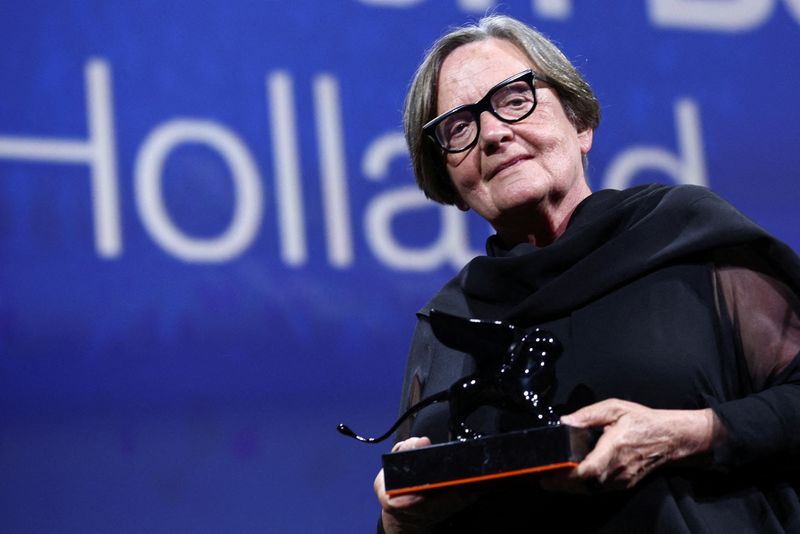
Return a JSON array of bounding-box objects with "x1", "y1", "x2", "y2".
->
[{"x1": 423, "y1": 69, "x2": 552, "y2": 154}]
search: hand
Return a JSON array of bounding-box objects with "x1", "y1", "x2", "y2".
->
[
  {"x1": 543, "y1": 399, "x2": 715, "y2": 492},
  {"x1": 375, "y1": 437, "x2": 479, "y2": 534}
]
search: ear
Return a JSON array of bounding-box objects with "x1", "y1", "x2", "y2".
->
[{"x1": 577, "y1": 128, "x2": 594, "y2": 156}]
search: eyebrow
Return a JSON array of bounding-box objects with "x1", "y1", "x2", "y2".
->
[{"x1": 437, "y1": 70, "x2": 531, "y2": 112}]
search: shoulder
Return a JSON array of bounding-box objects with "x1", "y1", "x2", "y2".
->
[{"x1": 415, "y1": 268, "x2": 472, "y2": 318}]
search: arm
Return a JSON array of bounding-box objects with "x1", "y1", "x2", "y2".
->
[
  {"x1": 375, "y1": 437, "x2": 434, "y2": 534},
  {"x1": 555, "y1": 401, "x2": 717, "y2": 490},
  {"x1": 555, "y1": 260, "x2": 800, "y2": 490},
  {"x1": 708, "y1": 260, "x2": 800, "y2": 470},
  {"x1": 375, "y1": 316, "x2": 478, "y2": 532},
  {"x1": 375, "y1": 437, "x2": 482, "y2": 534}
]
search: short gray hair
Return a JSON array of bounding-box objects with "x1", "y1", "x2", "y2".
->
[{"x1": 403, "y1": 15, "x2": 600, "y2": 205}]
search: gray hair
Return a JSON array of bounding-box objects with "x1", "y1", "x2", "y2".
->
[{"x1": 403, "y1": 15, "x2": 600, "y2": 205}]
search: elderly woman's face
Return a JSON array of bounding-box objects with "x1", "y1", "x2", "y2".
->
[{"x1": 437, "y1": 38, "x2": 592, "y2": 235}]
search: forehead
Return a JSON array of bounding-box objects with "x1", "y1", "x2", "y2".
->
[{"x1": 437, "y1": 38, "x2": 533, "y2": 114}]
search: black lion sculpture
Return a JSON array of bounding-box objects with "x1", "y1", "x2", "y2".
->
[{"x1": 337, "y1": 309, "x2": 562, "y2": 443}]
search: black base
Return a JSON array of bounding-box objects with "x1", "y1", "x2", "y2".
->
[{"x1": 383, "y1": 425, "x2": 598, "y2": 495}]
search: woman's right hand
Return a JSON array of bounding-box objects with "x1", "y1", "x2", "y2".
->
[{"x1": 374, "y1": 436, "x2": 478, "y2": 534}]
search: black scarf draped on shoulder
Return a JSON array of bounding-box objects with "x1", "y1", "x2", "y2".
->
[{"x1": 424, "y1": 184, "x2": 800, "y2": 325}]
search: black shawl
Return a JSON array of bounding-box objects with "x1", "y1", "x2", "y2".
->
[{"x1": 425, "y1": 184, "x2": 800, "y2": 324}]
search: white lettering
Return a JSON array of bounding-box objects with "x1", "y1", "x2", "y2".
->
[
  {"x1": 0, "y1": 58, "x2": 122, "y2": 257},
  {"x1": 458, "y1": 0, "x2": 494, "y2": 11},
  {"x1": 785, "y1": 0, "x2": 800, "y2": 22},
  {"x1": 357, "y1": 0, "x2": 798, "y2": 28},
  {"x1": 314, "y1": 74, "x2": 354, "y2": 268},
  {"x1": 534, "y1": 0, "x2": 572, "y2": 19},
  {"x1": 361, "y1": 134, "x2": 480, "y2": 270},
  {"x1": 357, "y1": 0, "x2": 424, "y2": 7},
  {"x1": 648, "y1": 0, "x2": 773, "y2": 32},
  {"x1": 365, "y1": 187, "x2": 479, "y2": 271},
  {"x1": 267, "y1": 71, "x2": 307, "y2": 266},
  {"x1": 362, "y1": 132, "x2": 408, "y2": 181},
  {"x1": 457, "y1": 0, "x2": 572, "y2": 18},
  {"x1": 134, "y1": 120, "x2": 263, "y2": 262},
  {"x1": 603, "y1": 98, "x2": 707, "y2": 190}
]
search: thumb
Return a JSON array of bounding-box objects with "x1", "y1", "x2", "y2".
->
[{"x1": 561, "y1": 399, "x2": 627, "y2": 428}]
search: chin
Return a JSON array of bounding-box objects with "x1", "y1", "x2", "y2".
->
[{"x1": 494, "y1": 186, "x2": 549, "y2": 211}]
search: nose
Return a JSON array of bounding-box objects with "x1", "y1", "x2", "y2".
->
[{"x1": 477, "y1": 112, "x2": 513, "y2": 152}]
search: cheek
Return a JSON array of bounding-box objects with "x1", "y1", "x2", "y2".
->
[
  {"x1": 446, "y1": 153, "x2": 482, "y2": 187},
  {"x1": 536, "y1": 125, "x2": 582, "y2": 160}
]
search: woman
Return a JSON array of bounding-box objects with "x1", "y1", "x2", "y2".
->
[{"x1": 373, "y1": 14, "x2": 800, "y2": 534}]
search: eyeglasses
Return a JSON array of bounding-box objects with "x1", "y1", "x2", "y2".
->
[{"x1": 424, "y1": 69, "x2": 549, "y2": 153}]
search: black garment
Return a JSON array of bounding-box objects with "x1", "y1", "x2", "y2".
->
[{"x1": 392, "y1": 185, "x2": 800, "y2": 533}]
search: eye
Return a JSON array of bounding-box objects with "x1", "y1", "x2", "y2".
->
[
  {"x1": 448, "y1": 121, "x2": 470, "y2": 138},
  {"x1": 493, "y1": 82, "x2": 534, "y2": 115},
  {"x1": 440, "y1": 113, "x2": 475, "y2": 143},
  {"x1": 504, "y1": 96, "x2": 530, "y2": 109}
]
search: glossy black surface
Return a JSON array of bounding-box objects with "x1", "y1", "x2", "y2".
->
[{"x1": 337, "y1": 309, "x2": 562, "y2": 443}]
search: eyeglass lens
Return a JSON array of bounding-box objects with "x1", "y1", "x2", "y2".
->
[{"x1": 434, "y1": 77, "x2": 535, "y2": 152}]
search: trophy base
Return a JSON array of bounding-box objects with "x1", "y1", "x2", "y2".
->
[{"x1": 383, "y1": 425, "x2": 597, "y2": 496}]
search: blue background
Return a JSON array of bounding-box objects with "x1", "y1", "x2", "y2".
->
[{"x1": 1, "y1": 1, "x2": 799, "y2": 532}]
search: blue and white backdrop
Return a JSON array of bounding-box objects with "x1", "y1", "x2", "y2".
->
[{"x1": 2, "y1": 1, "x2": 799, "y2": 532}]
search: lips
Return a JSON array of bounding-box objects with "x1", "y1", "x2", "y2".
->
[{"x1": 486, "y1": 155, "x2": 531, "y2": 181}]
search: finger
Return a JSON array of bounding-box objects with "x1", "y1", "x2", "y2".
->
[
  {"x1": 375, "y1": 468, "x2": 425, "y2": 510},
  {"x1": 377, "y1": 437, "x2": 431, "y2": 512},
  {"x1": 573, "y1": 424, "x2": 622, "y2": 482},
  {"x1": 561, "y1": 398, "x2": 631, "y2": 427},
  {"x1": 374, "y1": 468, "x2": 389, "y2": 505},
  {"x1": 391, "y1": 436, "x2": 431, "y2": 453},
  {"x1": 386, "y1": 492, "x2": 425, "y2": 510},
  {"x1": 561, "y1": 398, "x2": 624, "y2": 426}
]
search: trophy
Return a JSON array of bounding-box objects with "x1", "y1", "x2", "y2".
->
[{"x1": 337, "y1": 309, "x2": 597, "y2": 496}]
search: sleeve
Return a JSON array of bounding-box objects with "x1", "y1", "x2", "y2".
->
[
  {"x1": 376, "y1": 320, "x2": 433, "y2": 534},
  {"x1": 393, "y1": 313, "x2": 466, "y2": 445},
  {"x1": 393, "y1": 315, "x2": 434, "y2": 443},
  {"x1": 710, "y1": 257, "x2": 800, "y2": 471}
]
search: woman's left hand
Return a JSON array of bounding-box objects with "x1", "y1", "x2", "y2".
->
[{"x1": 545, "y1": 399, "x2": 716, "y2": 492}]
